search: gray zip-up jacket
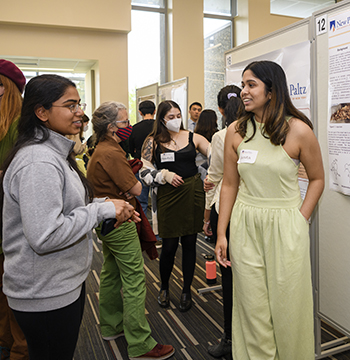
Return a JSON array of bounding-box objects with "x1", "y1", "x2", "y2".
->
[{"x1": 2, "y1": 129, "x2": 115, "y2": 312}]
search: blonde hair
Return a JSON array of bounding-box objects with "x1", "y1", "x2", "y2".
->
[{"x1": 0, "y1": 75, "x2": 22, "y2": 141}]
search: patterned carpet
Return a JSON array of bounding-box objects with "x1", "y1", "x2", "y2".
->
[{"x1": 73, "y1": 231, "x2": 350, "y2": 360}]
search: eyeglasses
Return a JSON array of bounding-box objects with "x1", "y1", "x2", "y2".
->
[
  {"x1": 115, "y1": 119, "x2": 130, "y2": 127},
  {"x1": 51, "y1": 103, "x2": 87, "y2": 113}
]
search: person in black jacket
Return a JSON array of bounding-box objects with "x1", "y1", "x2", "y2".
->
[{"x1": 129, "y1": 100, "x2": 156, "y2": 215}]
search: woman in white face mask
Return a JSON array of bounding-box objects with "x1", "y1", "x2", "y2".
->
[{"x1": 140, "y1": 100, "x2": 209, "y2": 312}]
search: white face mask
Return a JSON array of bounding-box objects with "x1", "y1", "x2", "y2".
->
[
  {"x1": 84, "y1": 124, "x2": 89, "y2": 132},
  {"x1": 164, "y1": 118, "x2": 182, "y2": 132}
]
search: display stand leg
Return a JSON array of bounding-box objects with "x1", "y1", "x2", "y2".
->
[{"x1": 197, "y1": 285, "x2": 222, "y2": 295}]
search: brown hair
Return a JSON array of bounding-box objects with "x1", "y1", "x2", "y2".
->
[
  {"x1": 142, "y1": 101, "x2": 184, "y2": 162},
  {"x1": 0, "y1": 75, "x2": 22, "y2": 141},
  {"x1": 194, "y1": 109, "x2": 218, "y2": 142}
]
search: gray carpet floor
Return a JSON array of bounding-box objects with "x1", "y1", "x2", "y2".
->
[{"x1": 73, "y1": 231, "x2": 350, "y2": 360}]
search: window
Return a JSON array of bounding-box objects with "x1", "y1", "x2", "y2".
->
[
  {"x1": 204, "y1": 0, "x2": 235, "y2": 128},
  {"x1": 128, "y1": 2, "x2": 166, "y2": 123},
  {"x1": 131, "y1": 0, "x2": 164, "y2": 8},
  {"x1": 22, "y1": 71, "x2": 86, "y2": 105},
  {"x1": 204, "y1": 0, "x2": 232, "y2": 16}
]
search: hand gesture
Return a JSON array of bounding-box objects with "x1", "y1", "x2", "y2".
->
[
  {"x1": 171, "y1": 174, "x2": 184, "y2": 187},
  {"x1": 204, "y1": 177, "x2": 214, "y2": 192},
  {"x1": 203, "y1": 222, "x2": 213, "y2": 236},
  {"x1": 105, "y1": 199, "x2": 135, "y2": 228},
  {"x1": 119, "y1": 191, "x2": 134, "y2": 200},
  {"x1": 215, "y1": 235, "x2": 230, "y2": 268}
]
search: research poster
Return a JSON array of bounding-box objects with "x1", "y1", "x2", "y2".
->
[
  {"x1": 225, "y1": 41, "x2": 311, "y2": 198},
  {"x1": 327, "y1": 9, "x2": 350, "y2": 195}
]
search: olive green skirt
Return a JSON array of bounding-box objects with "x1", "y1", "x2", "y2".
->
[{"x1": 157, "y1": 173, "x2": 204, "y2": 238}]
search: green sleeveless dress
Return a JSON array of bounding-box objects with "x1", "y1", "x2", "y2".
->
[{"x1": 230, "y1": 117, "x2": 314, "y2": 360}]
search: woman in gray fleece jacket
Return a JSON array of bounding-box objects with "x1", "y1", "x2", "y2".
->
[{"x1": 0, "y1": 74, "x2": 137, "y2": 360}]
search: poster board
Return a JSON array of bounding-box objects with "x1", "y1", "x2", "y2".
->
[
  {"x1": 224, "y1": 17, "x2": 316, "y2": 285},
  {"x1": 135, "y1": 82, "x2": 158, "y2": 123},
  {"x1": 225, "y1": 18, "x2": 310, "y2": 71},
  {"x1": 158, "y1": 77, "x2": 188, "y2": 128},
  {"x1": 313, "y1": 0, "x2": 350, "y2": 340},
  {"x1": 225, "y1": 2, "x2": 350, "y2": 357}
]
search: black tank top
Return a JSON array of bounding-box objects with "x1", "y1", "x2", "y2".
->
[{"x1": 155, "y1": 132, "x2": 198, "y2": 179}]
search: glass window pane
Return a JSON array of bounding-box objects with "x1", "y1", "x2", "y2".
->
[
  {"x1": 131, "y1": 0, "x2": 164, "y2": 8},
  {"x1": 38, "y1": 72, "x2": 86, "y2": 103},
  {"x1": 270, "y1": 0, "x2": 334, "y2": 18},
  {"x1": 204, "y1": 18, "x2": 232, "y2": 128},
  {"x1": 22, "y1": 71, "x2": 37, "y2": 82},
  {"x1": 204, "y1": 0, "x2": 231, "y2": 16},
  {"x1": 128, "y1": 10, "x2": 163, "y2": 123}
]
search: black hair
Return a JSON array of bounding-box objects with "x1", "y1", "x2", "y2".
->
[
  {"x1": 217, "y1": 84, "x2": 243, "y2": 127},
  {"x1": 139, "y1": 100, "x2": 156, "y2": 116},
  {"x1": 1, "y1": 75, "x2": 93, "y2": 232},
  {"x1": 236, "y1": 60, "x2": 312, "y2": 145},
  {"x1": 189, "y1": 102, "x2": 202, "y2": 110}
]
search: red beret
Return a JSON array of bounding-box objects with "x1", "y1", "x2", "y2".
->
[{"x1": 0, "y1": 59, "x2": 26, "y2": 94}]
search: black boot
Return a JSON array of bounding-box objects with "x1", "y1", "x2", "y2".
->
[
  {"x1": 179, "y1": 292, "x2": 192, "y2": 312},
  {"x1": 157, "y1": 289, "x2": 170, "y2": 308},
  {"x1": 208, "y1": 333, "x2": 232, "y2": 358}
]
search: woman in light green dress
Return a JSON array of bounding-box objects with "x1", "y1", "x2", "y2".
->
[{"x1": 216, "y1": 61, "x2": 324, "y2": 359}]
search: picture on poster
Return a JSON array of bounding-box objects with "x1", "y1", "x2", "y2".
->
[
  {"x1": 327, "y1": 9, "x2": 350, "y2": 195},
  {"x1": 330, "y1": 104, "x2": 350, "y2": 123}
]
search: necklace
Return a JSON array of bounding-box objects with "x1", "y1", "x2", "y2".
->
[{"x1": 168, "y1": 137, "x2": 178, "y2": 149}]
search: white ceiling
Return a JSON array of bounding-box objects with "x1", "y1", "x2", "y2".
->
[
  {"x1": 270, "y1": 0, "x2": 335, "y2": 18},
  {"x1": 2, "y1": 56, "x2": 96, "y2": 74}
]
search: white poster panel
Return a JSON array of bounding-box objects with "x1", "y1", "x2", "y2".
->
[
  {"x1": 225, "y1": 41, "x2": 311, "y2": 197},
  {"x1": 226, "y1": 41, "x2": 311, "y2": 119},
  {"x1": 327, "y1": 9, "x2": 350, "y2": 195}
]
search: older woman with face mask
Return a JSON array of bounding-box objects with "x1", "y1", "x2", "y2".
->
[{"x1": 87, "y1": 101, "x2": 174, "y2": 360}]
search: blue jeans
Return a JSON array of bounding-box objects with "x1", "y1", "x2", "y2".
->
[
  {"x1": 135, "y1": 172, "x2": 150, "y2": 216},
  {"x1": 135, "y1": 173, "x2": 161, "y2": 240}
]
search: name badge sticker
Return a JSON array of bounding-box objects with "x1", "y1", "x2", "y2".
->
[
  {"x1": 238, "y1": 149, "x2": 258, "y2": 164},
  {"x1": 161, "y1": 152, "x2": 175, "y2": 163}
]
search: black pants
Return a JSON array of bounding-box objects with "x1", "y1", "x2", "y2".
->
[
  {"x1": 210, "y1": 207, "x2": 232, "y2": 339},
  {"x1": 12, "y1": 283, "x2": 85, "y2": 360},
  {"x1": 160, "y1": 234, "x2": 197, "y2": 294}
]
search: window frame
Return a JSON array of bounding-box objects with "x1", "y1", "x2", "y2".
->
[
  {"x1": 131, "y1": 3, "x2": 168, "y2": 85},
  {"x1": 203, "y1": 0, "x2": 236, "y2": 49}
]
